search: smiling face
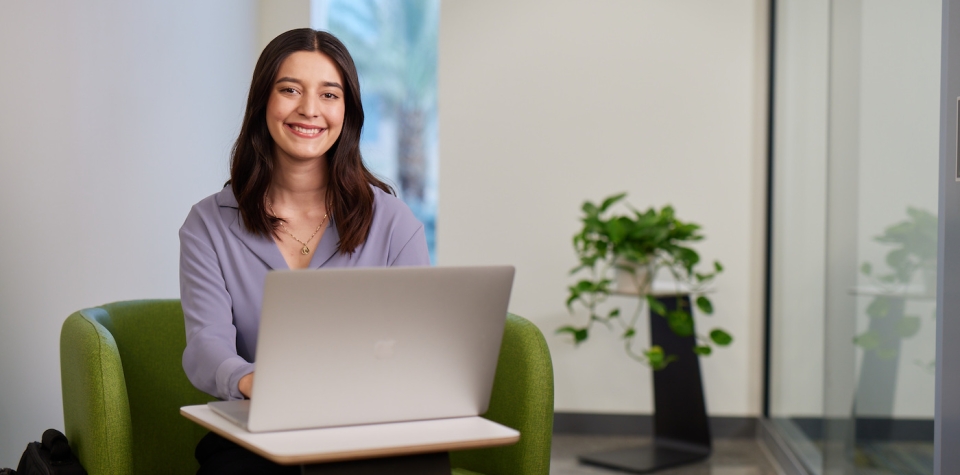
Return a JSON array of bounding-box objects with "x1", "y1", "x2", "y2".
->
[{"x1": 265, "y1": 51, "x2": 346, "y2": 164}]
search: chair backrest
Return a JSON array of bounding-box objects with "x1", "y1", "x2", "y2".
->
[
  {"x1": 61, "y1": 300, "x2": 214, "y2": 475},
  {"x1": 450, "y1": 314, "x2": 555, "y2": 475}
]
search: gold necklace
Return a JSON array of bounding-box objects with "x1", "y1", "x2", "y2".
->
[{"x1": 268, "y1": 200, "x2": 328, "y2": 255}]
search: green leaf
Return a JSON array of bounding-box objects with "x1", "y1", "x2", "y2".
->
[
  {"x1": 861, "y1": 262, "x2": 873, "y2": 276},
  {"x1": 582, "y1": 201, "x2": 599, "y2": 216},
  {"x1": 606, "y1": 218, "x2": 627, "y2": 244},
  {"x1": 599, "y1": 192, "x2": 627, "y2": 212},
  {"x1": 667, "y1": 310, "x2": 694, "y2": 337},
  {"x1": 709, "y1": 329, "x2": 733, "y2": 346},
  {"x1": 646, "y1": 346, "x2": 664, "y2": 368},
  {"x1": 714, "y1": 261, "x2": 724, "y2": 272},
  {"x1": 866, "y1": 297, "x2": 890, "y2": 319},
  {"x1": 596, "y1": 278, "x2": 612, "y2": 294},
  {"x1": 693, "y1": 345, "x2": 712, "y2": 356},
  {"x1": 853, "y1": 330, "x2": 880, "y2": 350},
  {"x1": 897, "y1": 316, "x2": 922, "y2": 338},
  {"x1": 696, "y1": 296, "x2": 714, "y2": 315},
  {"x1": 623, "y1": 327, "x2": 636, "y2": 339},
  {"x1": 556, "y1": 326, "x2": 589, "y2": 345},
  {"x1": 645, "y1": 345, "x2": 678, "y2": 370},
  {"x1": 645, "y1": 345, "x2": 666, "y2": 365},
  {"x1": 571, "y1": 256, "x2": 599, "y2": 274},
  {"x1": 674, "y1": 247, "x2": 700, "y2": 271},
  {"x1": 574, "y1": 280, "x2": 595, "y2": 293},
  {"x1": 608, "y1": 308, "x2": 621, "y2": 318},
  {"x1": 647, "y1": 296, "x2": 667, "y2": 316},
  {"x1": 660, "y1": 206, "x2": 675, "y2": 220}
]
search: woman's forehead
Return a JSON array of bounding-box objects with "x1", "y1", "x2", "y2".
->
[{"x1": 275, "y1": 51, "x2": 343, "y2": 85}]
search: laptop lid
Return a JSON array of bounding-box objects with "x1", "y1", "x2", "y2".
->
[{"x1": 246, "y1": 265, "x2": 515, "y2": 432}]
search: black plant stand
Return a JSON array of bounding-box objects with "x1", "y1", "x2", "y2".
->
[{"x1": 579, "y1": 294, "x2": 712, "y2": 473}]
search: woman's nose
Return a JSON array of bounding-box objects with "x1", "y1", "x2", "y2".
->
[{"x1": 298, "y1": 94, "x2": 320, "y2": 117}]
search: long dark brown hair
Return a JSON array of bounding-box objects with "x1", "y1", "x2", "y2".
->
[{"x1": 230, "y1": 28, "x2": 393, "y2": 254}]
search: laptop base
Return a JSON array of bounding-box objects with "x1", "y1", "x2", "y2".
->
[
  {"x1": 301, "y1": 451, "x2": 449, "y2": 474},
  {"x1": 208, "y1": 400, "x2": 250, "y2": 429}
]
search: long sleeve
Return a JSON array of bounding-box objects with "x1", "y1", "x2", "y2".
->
[
  {"x1": 389, "y1": 224, "x2": 430, "y2": 267},
  {"x1": 180, "y1": 207, "x2": 254, "y2": 401}
]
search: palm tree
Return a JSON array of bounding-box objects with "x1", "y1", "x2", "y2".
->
[{"x1": 326, "y1": 0, "x2": 439, "y2": 203}]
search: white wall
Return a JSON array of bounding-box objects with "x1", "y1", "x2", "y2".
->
[
  {"x1": 260, "y1": 0, "x2": 311, "y2": 54},
  {"x1": 0, "y1": 1, "x2": 257, "y2": 467},
  {"x1": 437, "y1": 0, "x2": 769, "y2": 416}
]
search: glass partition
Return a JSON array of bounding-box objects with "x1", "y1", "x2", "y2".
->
[{"x1": 769, "y1": 1, "x2": 940, "y2": 474}]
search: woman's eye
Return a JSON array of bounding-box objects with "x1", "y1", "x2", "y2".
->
[
  {"x1": 280, "y1": 87, "x2": 299, "y2": 94},
  {"x1": 322, "y1": 92, "x2": 339, "y2": 99}
]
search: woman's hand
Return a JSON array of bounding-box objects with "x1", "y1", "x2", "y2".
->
[{"x1": 239, "y1": 372, "x2": 255, "y2": 398}]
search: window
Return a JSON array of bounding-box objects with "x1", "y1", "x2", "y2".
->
[{"x1": 312, "y1": 0, "x2": 440, "y2": 262}]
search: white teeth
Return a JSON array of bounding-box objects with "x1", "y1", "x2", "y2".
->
[{"x1": 291, "y1": 125, "x2": 321, "y2": 134}]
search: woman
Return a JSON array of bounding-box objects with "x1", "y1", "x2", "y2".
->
[{"x1": 179, "y1": 29, "x2": 429, "y2": 474}]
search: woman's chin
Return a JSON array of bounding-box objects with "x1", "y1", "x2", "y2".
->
[{"x1": 276, "y1": 148, "x2": 329, "y2": 163}]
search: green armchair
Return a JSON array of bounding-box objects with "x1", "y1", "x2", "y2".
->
[{"x1": 60, "y1": 300, "x2": 554, "y2": 475}]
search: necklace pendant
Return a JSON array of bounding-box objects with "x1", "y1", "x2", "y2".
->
[{"x1": 300, "y1": 245, "x2": 310, "y2": 255}]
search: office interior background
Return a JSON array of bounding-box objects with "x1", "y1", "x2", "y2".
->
[{"x1": 0, "y1": 0, "x2": 951, "y2": 473}]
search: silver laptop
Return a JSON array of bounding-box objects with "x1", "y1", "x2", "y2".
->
[{"x1": 209, "y1": 265, "x2": 515, "y2": 433}]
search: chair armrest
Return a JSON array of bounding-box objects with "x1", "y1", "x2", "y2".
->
[
  {"x1": 450, "y1": 314, "x2": 555, "y2": 475},
  {"x1": 60, "y1": 309, "x2": 134, "y2": 475}
]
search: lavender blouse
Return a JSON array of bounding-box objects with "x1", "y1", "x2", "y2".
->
[{"x1": 179, "y1": 186, "x2": 430, "y2": 401}]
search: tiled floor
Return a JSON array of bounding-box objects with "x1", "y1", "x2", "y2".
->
[{"x1": 550, "y1": 435, "x2": 784, "y2": 475}]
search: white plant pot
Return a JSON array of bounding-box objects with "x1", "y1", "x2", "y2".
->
[{"x1": 614, "y1": 260, "x2": 652, "y2": 295}]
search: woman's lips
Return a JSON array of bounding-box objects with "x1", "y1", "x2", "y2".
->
[{"x1": 286, "y1": 123, "x2": 325, "y2": 138}]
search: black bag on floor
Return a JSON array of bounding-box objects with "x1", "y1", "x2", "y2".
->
[{"x1": 14, "y1": 429, "x2": 86, "y2": 475}]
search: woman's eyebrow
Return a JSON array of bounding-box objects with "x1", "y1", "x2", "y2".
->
[
  {"x1": 275, "y1": 77, "x2": 343, "y2": 90},
  {"x1": 275, "y1": 76, "x2": 303, "y2": 85}
]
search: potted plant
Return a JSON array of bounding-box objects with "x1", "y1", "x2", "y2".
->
[
  {"x1": 556, "y1": 192, "x2": 734, "y2": 473},
  {"x1": 557, "y1": 192, "x2": 733, "y2": 368}
]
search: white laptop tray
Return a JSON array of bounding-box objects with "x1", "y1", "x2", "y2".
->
[{"x1": 181, "y1": 405, "x2": 521, "y2": 465}]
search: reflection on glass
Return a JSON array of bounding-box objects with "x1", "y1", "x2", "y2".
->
[
  {"x1": 770, "y1": 1, "x2": 939, "y2": 474},
  {"x1": 854, "y1": 208, "x2": 937, "y2": 415},
  {"x1": 312, "y1": 0, "x2": 439, "y2": 262}
]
